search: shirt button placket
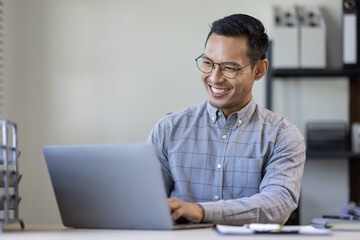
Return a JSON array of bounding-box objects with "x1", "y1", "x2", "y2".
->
[
  {"x1": 215, "y1": 161, "x2": 222, "y2": 201},
  {"x1": 218, "y1": 123, "x2": 229, "y2": 202},
  {"x1": 215, "y1": 161, "x2": 223, "y2": 201},
  {"x1": 216, "y1": 140, "x2": 225, "y2": 201}
]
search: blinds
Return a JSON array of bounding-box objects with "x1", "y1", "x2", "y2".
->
[{"x1": 0, "y1": 0, "x2": 3, "y2": 118}]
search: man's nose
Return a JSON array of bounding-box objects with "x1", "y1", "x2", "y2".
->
[{"x1": 208, "y1": 64, "x2": 225, "y2": 83}]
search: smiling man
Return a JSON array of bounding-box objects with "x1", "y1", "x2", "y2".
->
[{"x1": 148, "y1": 14, "x2": 306, "y2": 225}]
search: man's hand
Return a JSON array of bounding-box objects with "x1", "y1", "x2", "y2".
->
[{"x1": 168, "y1": 198, "x2": 205, "y2": 223}]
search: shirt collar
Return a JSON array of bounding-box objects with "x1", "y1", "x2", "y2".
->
[
  {"x1": 206, "y1": 98, "x2": 256, "y2": 125},
  {"x1": 206, "y1": 101, "x2": 221, "y2": 124}
]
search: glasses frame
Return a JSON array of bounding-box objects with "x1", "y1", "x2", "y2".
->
[{"x1": 195, "y1": 54, "x2": 260, "y2": 79}]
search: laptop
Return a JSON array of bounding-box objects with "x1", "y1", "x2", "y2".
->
[{"x1": 43, "y1": 143, "x2": 214, "y2": 230}]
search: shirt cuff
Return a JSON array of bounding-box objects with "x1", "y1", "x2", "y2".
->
[{"x1": 197, "y1": 201, "x2": 224, "y2": 223}]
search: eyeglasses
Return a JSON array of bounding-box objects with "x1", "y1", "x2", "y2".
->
[{"x1": 195, "y1": 54, "x2": 259, "y2": 79}]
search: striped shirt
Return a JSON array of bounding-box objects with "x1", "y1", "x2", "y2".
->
[{"x1": 148, "y1": 98, "x2": 306, "y2": 225}]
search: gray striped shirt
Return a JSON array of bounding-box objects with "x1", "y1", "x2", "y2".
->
[{"x1": 148, "y1": 98, "x2": 305, "y2": 225}]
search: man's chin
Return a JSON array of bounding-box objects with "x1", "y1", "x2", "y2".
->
[{"x1": 209, "y1": 99, "x2": 227, "y2": 110}]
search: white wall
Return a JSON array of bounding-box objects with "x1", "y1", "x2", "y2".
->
[{"x1": 4, "y1": 0, "x2": 347, "y2": 225}]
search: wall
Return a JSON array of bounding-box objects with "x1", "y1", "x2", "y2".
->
[{"x1": 4, "y1": 0, "x2": 346, "y2": 225}]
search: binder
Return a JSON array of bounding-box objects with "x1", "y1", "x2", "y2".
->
[
  {"x1": 272, "y1": 5, "x2": 300, "y2": 68},
  {"x1": 298, "y1": 6, "x2": 326, "y2": 68},
  {"x1": 343, "y1": 0, "x2": 360, "y2": 68}
]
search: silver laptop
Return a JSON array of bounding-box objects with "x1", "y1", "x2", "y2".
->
[{"x1": 43, "y1": 143, "x2": 213, "y2": 230}]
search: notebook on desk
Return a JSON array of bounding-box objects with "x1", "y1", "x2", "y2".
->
[{"x1": 43, "y1": 143, "x2": 213, "y2": 230}]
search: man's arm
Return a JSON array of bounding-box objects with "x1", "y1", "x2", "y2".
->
[{"x1": 147, "y1": 120, "x2": 174, "y2": 196}]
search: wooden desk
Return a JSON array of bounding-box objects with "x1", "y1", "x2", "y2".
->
[{"x1": 2, "y1": 225, "x2": 360, "y2": 240}]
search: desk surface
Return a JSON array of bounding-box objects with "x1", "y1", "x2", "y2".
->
[{"x1": 2, "y1": 225, "x2": 360, "y2": 240}]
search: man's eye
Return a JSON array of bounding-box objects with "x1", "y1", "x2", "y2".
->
[
  {"x1": 202, "y1": 60, "x2": 212, "y2": 66},
  {"x1": 223, "y1": 66, "x2": 237, "y2": 72}
]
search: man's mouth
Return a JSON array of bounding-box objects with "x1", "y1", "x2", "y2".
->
[{"x1": 210, "y1": 85, "x2": 231, "y2": 95}]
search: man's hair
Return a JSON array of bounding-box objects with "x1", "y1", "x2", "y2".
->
[{"x1": 205, "y1": 14, "x2": 269, "y2": 61}]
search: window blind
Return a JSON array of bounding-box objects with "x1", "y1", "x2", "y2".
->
[{"x1": 0, "y1": 0, "x2": 4, "y2": 118}]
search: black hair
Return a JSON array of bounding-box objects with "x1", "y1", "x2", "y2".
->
[{"x1": 205, "y1": 14, "x2": 269, "y2": 61}]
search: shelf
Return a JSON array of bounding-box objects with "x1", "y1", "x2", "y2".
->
[
  {"x1": 266, "y1": 67, "x2": 360, "y2": 109},
  {"x1": 270, "y1": 68, "x2": 360, "y2": 78},
  {"x1": 307, "y1": 151, "x2": 360, "y2": 159}
]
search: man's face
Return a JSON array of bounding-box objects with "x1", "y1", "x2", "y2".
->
[{"x1": 201, "y1": 33, "x2": 257, "y2": 117}]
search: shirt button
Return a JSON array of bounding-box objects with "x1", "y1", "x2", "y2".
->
[
  {"x1": 217, "y1": 164, "x2": 222, "y2": 169},
  {"x1": 238, "y1": 119, "x2": 242, "y2": 126},
  {"x1": 217, "y1": 111, "x2": 222, "y2": 116},
  {"x1": 222, "y1": 135, "x2": 227, "y2": 140},
  {"x1": 212, "y1": 116, "x2": 215, "y2": 121},
  {"x1": 215, "y1": 195, "x2": 220, "y2": 200}
]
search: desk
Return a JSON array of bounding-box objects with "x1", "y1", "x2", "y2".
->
[{"x1": 2, "y1": 225, "x2": 360, "y2": 240}]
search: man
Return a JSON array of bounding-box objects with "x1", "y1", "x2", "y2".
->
[{"x1": 148, "y1": 14, "x2": 305, "y2": 225}]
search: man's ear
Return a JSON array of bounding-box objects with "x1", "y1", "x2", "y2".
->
[{"x1": 253, "y1": 59, "x2": 269, "y2": 81}]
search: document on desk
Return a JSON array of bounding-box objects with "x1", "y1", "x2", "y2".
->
[{"x1": 216, "y1": 224, "x2": 330, "y2": 235}]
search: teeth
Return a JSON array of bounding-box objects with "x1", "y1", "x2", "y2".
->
[{"x1": 211, "y1": 86, "x2": 227, "y2": 94}]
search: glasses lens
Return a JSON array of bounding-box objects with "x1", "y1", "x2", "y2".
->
[
  {"x1": 196, "y1": 57, "x2": 213, "y2": 73},
  {"x1": 220, "y1": 64, "x2": 238, "y2": 79}
]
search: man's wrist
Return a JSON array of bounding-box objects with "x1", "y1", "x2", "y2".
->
[{"x1": 196, "y1": 203, "x2": 205, "y2": 223}]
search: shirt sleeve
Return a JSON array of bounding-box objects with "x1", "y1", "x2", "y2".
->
[
  {"x1": 198, "y1": 124, "x2": 306, "y2": 225},
  {"x1": 147, "y1": 119, "x2": 175, "y2": 197}
]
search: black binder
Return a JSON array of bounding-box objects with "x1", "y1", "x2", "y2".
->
[{"x1": 343, "y1": 0, "x2": 360, "y2": 68}]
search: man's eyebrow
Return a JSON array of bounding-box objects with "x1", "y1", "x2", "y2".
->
[
  {"x1": 221, "y1": 61, "x2": 240, "y2": 66},
  {"x1": 202, "y1": 54, "x2": 240, "y2": 66},
  {"x1": 201, "y1": 54, "x2": 211, "y2": 60}
]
